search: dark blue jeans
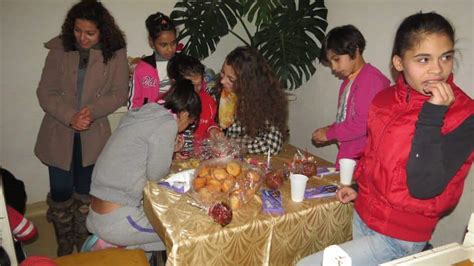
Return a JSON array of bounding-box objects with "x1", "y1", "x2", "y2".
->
[{"x1": 48, "y1": 133, "x2": 93, "y2": 202}]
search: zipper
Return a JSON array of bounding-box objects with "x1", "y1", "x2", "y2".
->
[{"x1": 369, "y1": 89, "x2": 412, "y2": 182}]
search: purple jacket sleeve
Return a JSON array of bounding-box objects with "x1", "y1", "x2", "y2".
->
[{"x1": 326, "y1": 70, "x2": 389, "y2": 142}]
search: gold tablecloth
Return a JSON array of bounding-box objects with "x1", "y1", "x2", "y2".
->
[{"x1": 143, "y1": 144, "x2": 353, "y2": 266}]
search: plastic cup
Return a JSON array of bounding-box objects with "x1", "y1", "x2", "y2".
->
[
  {"x1": 290, "y1": 174, "x2": 309, "y2": 202},
  {"x1": 339, "y1": 158, "x2": 356, "y2": 185}
]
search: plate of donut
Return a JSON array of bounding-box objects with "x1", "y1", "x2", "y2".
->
[{"x1": 191, "y1": 158, "x2": 264, "y2": 210}]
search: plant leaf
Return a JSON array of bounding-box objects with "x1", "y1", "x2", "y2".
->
[
  {"x1": 253, "y1": 0, "x2": 328, "y2": 90},
  {"x1": 242, "y1": 0, "x2": 280, "y2": 26},
  {"x1": 171, "y1": 0, "x2": 243, "y2": 60}
]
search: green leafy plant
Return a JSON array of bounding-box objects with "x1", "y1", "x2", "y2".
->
[{"x1": 171, "y1": 0, "x2": 328, "y2": 90}]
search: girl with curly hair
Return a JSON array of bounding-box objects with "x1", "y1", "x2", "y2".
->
[
  {"x1": 34, "y1": 0, "x2": 129, "y2": 256},
  {"x1": 216, "y1": 46, "x2": 288, "y2": 155}
]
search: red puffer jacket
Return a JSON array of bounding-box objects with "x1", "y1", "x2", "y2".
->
[{"x1": 354, "y1": 74, "x2": 474, "y2": 242}]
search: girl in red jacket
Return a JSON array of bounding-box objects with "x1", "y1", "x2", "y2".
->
[
  {"x1": 299, "y1": 11, "x2": 473, "y2": 266},
  {"x1": 167, "y1": 54, "x2": 221, "y2": 159}
]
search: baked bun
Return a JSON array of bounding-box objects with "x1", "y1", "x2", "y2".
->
[
  {"x1": 198, "y1": 166, "x2": 211, "y2": 178},
  {"x1": 213, "y1": 168, "x2": 229, "y2": 181},
  {"x1": 193, "y1": 177, "x2": 207, "y2": 192},
  {"x1": 226, "y1": 162, "x2": 242, "y2": 177}
]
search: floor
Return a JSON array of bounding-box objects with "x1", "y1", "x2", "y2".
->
[{"x1": 23, "y1": 201, "x2": 58, "y2": 259}]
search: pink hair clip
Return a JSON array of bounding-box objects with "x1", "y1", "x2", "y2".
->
[{"x1": 161, "y1": 19, "x2": 167, "y2": 25}]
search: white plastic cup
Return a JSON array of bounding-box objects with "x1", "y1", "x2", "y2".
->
[
  {"x1": 339, "y1": 158, "x2": 356, "y2": 185},
  {"x1": 290, "y1": 174, "x2": 309, "y2": 202}
]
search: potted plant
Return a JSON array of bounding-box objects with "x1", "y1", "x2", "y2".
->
[{"x1": 170, "y1": 0, "x2": 328, "y2": 90}]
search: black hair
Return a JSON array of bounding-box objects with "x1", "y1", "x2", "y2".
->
[
  {"x1": 0, "y1": 247, "x2": 11, "y2": 266},
  {"x1": 145, "y1": 12, "x2": 176, "y2": 42},
  {"x1": 167, "y1": 54, "x2": 205, "y2": 81},
  {"x1": 163, "y1": 79, "x2": 201, "y2": 119},
  {"x1": 391, "y1": 11, "x2": 455, "y2": 58},
  {"x1": 320, "y1": 24, "x2": 366, "y2": 65},
  {"x1": 61, "y1": 0, "x2": 126, "y2": 63}
]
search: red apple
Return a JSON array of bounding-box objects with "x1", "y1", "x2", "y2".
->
[
  {"x1": 265, "y1": 170, "x2": 284, "y2": 190},
  {"x1": 302, "y1": 161, "x2": 317, "y2": 177}
]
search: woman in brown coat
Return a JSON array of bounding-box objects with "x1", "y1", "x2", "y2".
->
[{"x1": 34, "y1": 0, "x2": 128, "y2": 256}]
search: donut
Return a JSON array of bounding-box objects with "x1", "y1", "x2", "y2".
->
[
  {"x1": 193, "y1": 177, "x2": 207, "y2": 192},
  {"x1": 226, "y1": 162, "x2": 242, "y2": 177},
  {"x1": 213, "y1": 168, "x2": 229, "y2": 181}
]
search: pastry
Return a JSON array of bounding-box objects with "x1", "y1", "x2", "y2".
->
[
  {"x1": 226, "y1": 162, "x2": 242, "y2": 177},
  {"x1": 193, "y1": 177, "x2": 207, "y2": 192},
  {"x1": 213, "y1": 168, "x2": 229, "y2": 181}
]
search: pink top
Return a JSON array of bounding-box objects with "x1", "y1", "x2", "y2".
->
[{"x1": 326, "y1": 63, "x2": 390, "y2": 168}]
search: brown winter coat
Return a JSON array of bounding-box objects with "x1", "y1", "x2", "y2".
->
[{"x1": 35, "y1": 36, "x2": 129, "y2": 170}]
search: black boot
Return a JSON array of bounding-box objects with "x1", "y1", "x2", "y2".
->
[
  {"x1": 46, "y1": 193, "x2": 75, "y2": 257},
  {"x1": 72, "y1": 192, "x2": 91, "y2": 252}
]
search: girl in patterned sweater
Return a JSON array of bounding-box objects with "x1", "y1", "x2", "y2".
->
[{"x1": 213, "y1": 46, "x2": 288, "y2": 155}]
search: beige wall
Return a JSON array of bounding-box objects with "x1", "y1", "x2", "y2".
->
[{"x1": 1, "y1": 0, "x2": 472, "y2": 248}]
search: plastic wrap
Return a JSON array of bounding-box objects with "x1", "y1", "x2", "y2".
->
[{"x1": 191, "y1": 158, "x2": 264, "y2": 210}]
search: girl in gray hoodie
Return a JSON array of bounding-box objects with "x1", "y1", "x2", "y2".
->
[{"x1": 86, "y1": 79, "x2": 201, "y2": 251}]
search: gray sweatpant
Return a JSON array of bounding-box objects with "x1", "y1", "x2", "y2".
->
[{"x1": 86, "y1": 205, "x2": 165, "y2": 251}]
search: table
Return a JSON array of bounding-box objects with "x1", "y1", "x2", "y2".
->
[{"x1": 143, "y1": 144, "x2": 353, "y2": 265}]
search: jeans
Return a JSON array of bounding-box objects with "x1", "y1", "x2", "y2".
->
[
  {"x1": 49, "y1": 133, "x2": 93, "y2": 202},
  {"x1": 297, "y1": 211, "x2": 427, "y2": 266}
]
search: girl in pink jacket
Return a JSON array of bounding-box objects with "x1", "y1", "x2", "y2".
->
[
  {"x1": 312, "y1": 25, "x2": 390, "y2": 168},
  {"x1": 128, "y1": 12, "x2": 182, "y2": 109}
]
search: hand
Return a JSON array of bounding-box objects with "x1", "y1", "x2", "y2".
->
[
  {"x1": 70, "y1": 107, "x2": 92, "y2": 131},
  {"x1": 174, "y1": 134, "x2": 184, "y2": 152},
  {"x1": 209, "y1": 127, "x2": 224, "y2": 139},
  {"x1": 336, "y1": 186, "x2": 357, "y2": 204},
  {"x1": 173, "y1": 152, "x2": 189, "y2": 161},
  {"x1": 312, "y1": 126, "x2": 330, "y2": 143},
  {"x1": 423, "y1": 81, "x2": 455, "y2": 106}
]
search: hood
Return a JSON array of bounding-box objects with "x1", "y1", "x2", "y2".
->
[
  {"x1": 43, "y1": 35, "x2": 102, "y2": 51},
  {"x1": 44, "y1": 36, "x2": 64, "y2": 50},
  {"x1": 119, "y1": 103, "x2": 175, "y2": 129}
]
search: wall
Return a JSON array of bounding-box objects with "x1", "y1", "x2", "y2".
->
[
  {"x1": 289, "y1": 0, "x2": 474, "y2": 247},
  {"x1": 0, "y1": 0, "x2": 472, "y2": 248}
]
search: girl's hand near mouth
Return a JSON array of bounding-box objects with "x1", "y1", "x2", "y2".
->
[{"x1": 423, "y1": 81, "x2": 455, "y2": 106}]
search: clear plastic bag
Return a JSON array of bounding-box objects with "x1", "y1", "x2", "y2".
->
[{"x1": 191, "y1": 158, "x2": 264, "y2": 210}]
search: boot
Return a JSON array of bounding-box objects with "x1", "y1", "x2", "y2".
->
[
  {"x1": 72, "y1": 192, "x2": 91, "y2": 252},
  {"x1": 46, "y1": 194, "x2": 75, "y2": 257}
]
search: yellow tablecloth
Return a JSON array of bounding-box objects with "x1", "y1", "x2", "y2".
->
[{"x1": 143, "y1": 144, "x2": 353, "y2": 265}]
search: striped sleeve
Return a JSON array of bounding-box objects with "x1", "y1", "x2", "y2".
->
[{"x1": 7, "y1": 205, "x2": 37, "y2": 242}]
